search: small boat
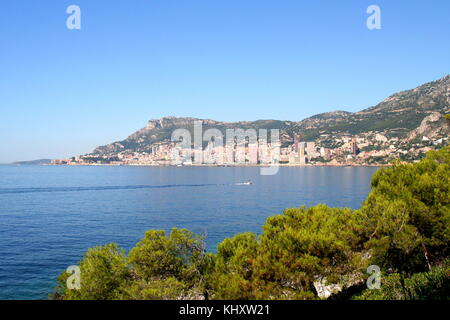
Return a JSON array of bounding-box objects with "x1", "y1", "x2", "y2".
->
[{"x1": 236, "y1": 180, "x2": 253, "y2": 185}]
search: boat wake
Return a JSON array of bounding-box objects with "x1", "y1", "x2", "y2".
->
[{"x1": 0, "y1": 184, "x2": 221, "y2": 194}]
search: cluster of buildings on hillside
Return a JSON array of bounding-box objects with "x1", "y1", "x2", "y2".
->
[{"x1": 51, "y1": 131, "x2": 448, "y2": 166}]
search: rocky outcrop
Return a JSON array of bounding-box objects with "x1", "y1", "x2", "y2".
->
[
  {"x1": 407, "y1": 112, "x2": 446, "y2": 141},
  {"x1": 313, "y1": 278, "x2": 342, "y2": 299}
]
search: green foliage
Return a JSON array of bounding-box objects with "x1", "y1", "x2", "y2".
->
[
  {"x1": 54, "y1": 229, "x2": 209, "y2": 300},
  {"x1": 126, "y1": 228, "x2": 210, "y2": 299},
  {"x1": 54, "y1": 147, "x2": 450, "y2": 300},
  {"x1": 209, "y1": 233, "x2": 260, "y2": 299},
  {"x1": 128, "y1": 229, "x2": 202, "y2": 280},
  {"x1": 357, "y1": 147, "x2": 450, "y2": 273},
  {"x1": 355, "y1": 263, "x2": 450, "y2": 300},
  {"x1": 55, "y1": 243, "x2": 130, "y2": 300},
  {"x1": 445, "y1": 114, "x2": 450, "y2": 123},
  {"x1": 206, "y1": 205, "x2": 368, "y2": 300},
  {"x1": 254, "y1": 205, "x2": 365, "y2": 298},
  {"x1": 121, "y1": 277, "x2": 189, "y2": 300}
]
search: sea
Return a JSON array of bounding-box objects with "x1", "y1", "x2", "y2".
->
[{"x1": 0, "y1": 165, "x2": 379, "y2": 299}]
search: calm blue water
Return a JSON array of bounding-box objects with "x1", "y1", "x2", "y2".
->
[{"x1": 0, "y1": 165, "x2": 378, "y2": 300}]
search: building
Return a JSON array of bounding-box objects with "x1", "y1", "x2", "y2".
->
[
  {"x1": 293, "y1": 134, "x2": 300, "y2": 152},
  {"x1": 351, "y1": 138, "x2": 358, "y2": 155},
  {"x1": 299, "y1": 142, "x2": 307, "y2": 165},
  {"x1": 320, "y1": 147, "x2": 331, "y2": 161},
  {"x1": 306, "y1": 142, "x2": 317, "y2": 160}
]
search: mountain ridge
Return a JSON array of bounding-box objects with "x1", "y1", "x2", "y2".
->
[
  {"x1": 51, "y1": 75, "x2": 447, "y2": 166},
  {"x1": 91, "y1": 75, "x2": 449, "y2": 157}
]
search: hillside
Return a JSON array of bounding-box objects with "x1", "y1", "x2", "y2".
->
[
  {"x1": 12, "y1": 159, "x2": 52, "y2": 166},
  {"x1": 92, "y1": 117, "x2": 293, "y2": 155},
  {"x1": 67, "y1": 75, "x2": 449, "y2": 165},
  {"x1": 294, "y1": 75, "x2": 450, "y2": 140}
]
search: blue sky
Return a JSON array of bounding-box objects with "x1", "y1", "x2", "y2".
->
[{"x1": 0, "y1": 0, "x2": 449, "y2": 162}]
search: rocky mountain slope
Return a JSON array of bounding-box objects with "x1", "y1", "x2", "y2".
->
[
  {"x1": 91, "y1": 75, "x2": 449, "y2": 157},
  {"x1": 295, "y1": 75, "x2": 450, "y2": 140}
]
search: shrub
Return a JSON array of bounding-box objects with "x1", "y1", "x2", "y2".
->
[{"x1": 355, "y1": 262, "x2": 450, "y2": 300}]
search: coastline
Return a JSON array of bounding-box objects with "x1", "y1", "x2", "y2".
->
[{"x1": 45, "y1": 162, "x2": 386, "y2": 168}]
